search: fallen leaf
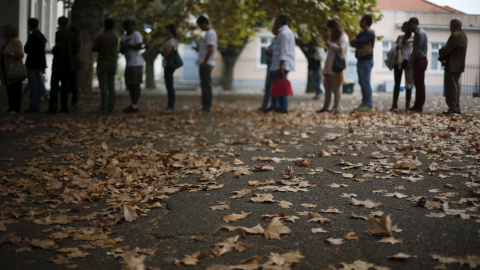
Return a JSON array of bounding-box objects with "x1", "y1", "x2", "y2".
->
[
  {"x1": 325, "y1": 237, "x2": 344, "y2": 246},
  {"x1": 222, "y1": 212, "x2": 250, "y2": 223},
  {"x1": 264, "y1": 217, "x2": 291, "y2": 240},
  {"x1": 368, "y1": 215, "x2": 392, "y2": 237},
  {"x1": 377, "y1": 237, "x2": 403, "y2": 245}
]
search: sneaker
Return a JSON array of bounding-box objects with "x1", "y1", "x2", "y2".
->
[
  {"x1": 355, "y1": 105, "x2": 374, "y2": 113},
  {"x1": 331, "y1": 108, "x2": 340, "y2": 114},
  {"x1": 123, "y1": 106, "x2": 139, "y2": 113},
  {"x1": 442, "y1": 110, "x2": 461, "y2": 115},
  {"x1": 312, "y1": 95, "x2": 320, "y2": 100},
  {"x1": 161, "y1": 108, "x2": 174, "y2": 115}
]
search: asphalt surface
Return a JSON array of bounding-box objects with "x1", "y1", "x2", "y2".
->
[{"x1": 0, "y1": 86, "x2": 479, "y2": 270}]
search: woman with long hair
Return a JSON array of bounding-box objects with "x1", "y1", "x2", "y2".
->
[
  {"x1": 0, "y1": 25, "x2": 25, "y2": 113},
  {"x1": 316, "y1": 19, "x2": 349, "y2": 114},
  {"x1": 160, "y1": 24, "x2": 179, "y2": 114},
  {"x1": 390, "y1": 21, "x2": 414, "y2": 112}
]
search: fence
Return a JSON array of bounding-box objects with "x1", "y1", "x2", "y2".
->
[{"x1": 461, "y1": 64, "x2": 480, "y2": 97}]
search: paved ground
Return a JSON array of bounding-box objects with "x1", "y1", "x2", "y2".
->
[{"x1": 0, "y1": 87, "x2": 479, "y2": 270}]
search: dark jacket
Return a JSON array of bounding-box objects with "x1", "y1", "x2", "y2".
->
[
  {"x1": 92, "y1": 29, "x2": 118, "y2": 73},
  {"x1": 351, "y1": 29, "x2": 375, "y2": 60},
  {"x1": 52, "y1": 26, "x2": 75, "y2": 72},
  {"x1": 439, "y1": 29, "x2": 468, "y2": 73},
  {"x1": 24, "y1": 29, "x2": 47, "y2": 69}
]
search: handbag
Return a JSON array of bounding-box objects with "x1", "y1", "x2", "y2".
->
[
  {"x1": 332, "y1": 53, "x2": 346, "y2": 73},
  {"x1": 270, "y1": 71, "x2": 293, "y2": 97},
  {"x1": 166, "y1": 50, "x2": 183, "y2": 70},
  {"x1": 7, "y1": 59, "x2": 27, "y2": 81},
  {"x1": 355, "y1": 43, "x2": 373, "y2": 58}
]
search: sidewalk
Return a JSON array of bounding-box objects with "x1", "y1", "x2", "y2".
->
[{"x1": 0, "y1": 88, "x2": 479, "y2": 270}]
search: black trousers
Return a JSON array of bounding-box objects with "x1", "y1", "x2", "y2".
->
[
  {"x1": 49, "y1": 70, "x2": 73, "y2": 112},
  {"x1": 6, "y1": 81, "x2": 22, "y2": 113}
]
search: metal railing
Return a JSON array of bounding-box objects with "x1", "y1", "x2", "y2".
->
[{"x1": 461, "y1": 64, "x2": 480, "y2": 97}]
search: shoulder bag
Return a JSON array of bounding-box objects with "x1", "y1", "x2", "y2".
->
[
  {"x1": 332, "y1": 53, "x2": 346, "y2": 73},
  {"x1": 166, "y1": 50, "x2": 183, "y2": 70},
  {"x1": 355, "y1": 43, "x2": 373, "y2": 58},
  {"x1": 7, "y1": 59, "x2": 27, "y2": 81}
]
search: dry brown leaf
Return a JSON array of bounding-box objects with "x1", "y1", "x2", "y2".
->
[
  {"x1": 278, "y1": 200, "x2": 293, "y2": 209},
  {"x1": 222, "y1": 212, "x2": 250, "y2": 223},
  {"x1": 376, "y1": 237, "x2": 403, "y2": 245},
  {"x1": 123, "y1": 204, "x2": 139, "y2": 222},
  {"x1": 351, "y1": 198, "x2": 383, "y2": 209},
  {"x1": 368, "y1": 215, "x2": 392, "y2": 237},
  {"x1": 300, "y1": 203, "x2": 317, "y2": 208},
  {"x1": 325, "y1": 237, "x2": 344, "y2": 246},
  {"x1": 388, "y1": 253, "x2": 415, "y2": 260},
  {"x1": 264, "y1": 217, "x2": 291, "y2": 240},
  {"x1": 48, "y1": 255, "x2": 70, "y2": 265},
  {"x1": 307, "y1": 213, "x2": 331, "y2": 224},
  {"x1": 212, "y1": 236, "x2": 244, "y2": 257},
  {"x1": 250, "y1": 193, "x2": 276, "y2": 203},
  {"x1": 344, "y1": 232, "x2": 358, "y2": 240},
  {"x1": 211, "y1": 204, "x2": 230, "y2": 211},
  {"x1": 268, "y1": 250, "x2": 305, "y2": 266},
  {"x1": 311, "y1": 227, "x2": 328, "y2": 234}
]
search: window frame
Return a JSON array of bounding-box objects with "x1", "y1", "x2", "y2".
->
[
  {"x1": 257, "y1": 33, "x2": 275, "y2": 70},
  {"x1": 381, "y1": 39, "x2": 396, "y2": 71},
  {"x1": 430, "y1": 41, "x2": 447, "y2": 72}
]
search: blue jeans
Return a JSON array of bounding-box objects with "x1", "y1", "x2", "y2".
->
[
  {"x1": 309, "y1": 70, "x2": 323, "y2": 95},
  {"x1": 261, "y1": 68, "x2": 274, "y2": 109},
  {"x1": 357, "y1": 59, "x2": 374, "y2": 108},
  {"x1": 27, "y1": 69, "x2": 46, "y2": 110},
  {"x1": 270, "y1": 70, "x2": 289, "y2": 113},
  {"x1": 164, "y1": 66, "x2": 175, "y2": 109}
]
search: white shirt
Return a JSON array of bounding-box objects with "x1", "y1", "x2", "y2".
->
[
  {"x1": 396, "y1": 34, "x2": 414, "y2": 61},
  {"x1": 198, "y1": 28, "x2": 217, "y2": 67},
  {"x1": 162, "y1": 38, "x2": 178, "y2": 67},
  {"x1": 120, "y1": 31, "x2": 144, "y2": 67},
  {"x1": 270, "y1": 25, "x2": 295, "y2": 72}
]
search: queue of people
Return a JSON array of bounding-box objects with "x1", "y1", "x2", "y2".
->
[{"x1": 0, "y1": 14, "x2": 469, "y2": 116}]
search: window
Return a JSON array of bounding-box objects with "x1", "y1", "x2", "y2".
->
[
  {"x1": 381, "y1": 41, "x2": 396, "y2": 69},
  {"x1": 258, "y1": 36, "x2": 275, "y2": 68},
  {"x1": 430, "y1": 43, "x2": 446, "y2": 71}
]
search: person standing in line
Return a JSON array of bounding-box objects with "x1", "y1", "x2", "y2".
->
[
  {"x1": 390, "y1": 21, "x2": 414, "y2": 112},
  {"x1": 265, "y1": 14, "x2": 295, "y2": 114},
  {"x1": 195, "y1": 15, "x2": 217, "y2": 113},
  {"x1": 120, "y1": 19, "x2": 144, "y2": 113},
  {"x1": 439, "y1": 19, "x2": 467, "y2": 115},
  {"x1": 408, "y1": 17, "x2": 428, "y2": 113},
  {"x1": 24, "y1": 18, "x2": 47, "y2": 113},
  {"x1": 258, "y1": 26, "x2": 277, "y2": 112},
  {"x1": 351, "y1": 14, "x2": 375, "y2": 113},
  {"x1": 0, "y1": 25, "x2": 25, "y2": 114},
  {"x1": 310, "y1": 36, "x2": 326, "y2": 100},
  {"x1": 92, "y1": 18, "x2": 118, "y2": 115},
  {"x1": 47, "y1": 16, "x2": 75, "y2": 114},
  {"x1": 317, "y1": 19, "x2": 349, "y2": 114},
  {"x1": 160, "y1": 24, "x2": 179, "y2": 114}
]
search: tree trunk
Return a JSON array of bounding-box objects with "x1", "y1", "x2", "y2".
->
[
  {"x1": 143, "y1": 47, "x2": 159, "y2": 89},
  {"x1": 71, "y1": 0, "x2": 106, "y2": 95},
  {"x1": 296, "y1": 39, "x2": 315, "y2": 93},
  {"x1": 222, "y1": 55, "x2": 236, "y2": 90},
  {"x1": 219, "y1": 41, "x2": 247, "y2": 91}
]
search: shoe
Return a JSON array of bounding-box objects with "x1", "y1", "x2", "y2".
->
[
  {"x1": 331, "y1": 108, "x2": 340, "y2": 114},
  {"x1": 161, "y1": 108, "x2": 174, "y2": 115},
  {"x1": 263, "y1": 107, "x2": 277, "y2": 113},
  {"x1": 312, "y1": 95, "x2": 320, "y2": 100},
  {"x1": 24, "y1": 108, "x2": 40, "y2": 113},
  {"x1": 442, "y1": 110, "x2": 461, "y2": 115},
  {"x1": 409, "y1": 107, "x2": 423, "y2": 113},
  {"x1": 355, "y1": 105, "x2": 374, "y2": 113},
  {"x1": 389, "y1": 106, "x2": 398, "y2": 112},
  {"x1": 316, "y1": 108, "x2": 328, "y2": 113},
  {"x1": 256, "y1": 107, "x2": 267, "y2": 112},
  {"x1": 123, "y1": 106, "x2": 139, "y2": 113}
]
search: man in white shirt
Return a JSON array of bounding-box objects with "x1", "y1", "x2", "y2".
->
[
  {"x1": 196, "y1": 15, "x2": 217, "y2": 112},
  {"x1": 120, "y1": 19, "x2": 144, "y2": 113},
  {"x1": 266, "y1": 14, "x2": 295, "y2": 113}
]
